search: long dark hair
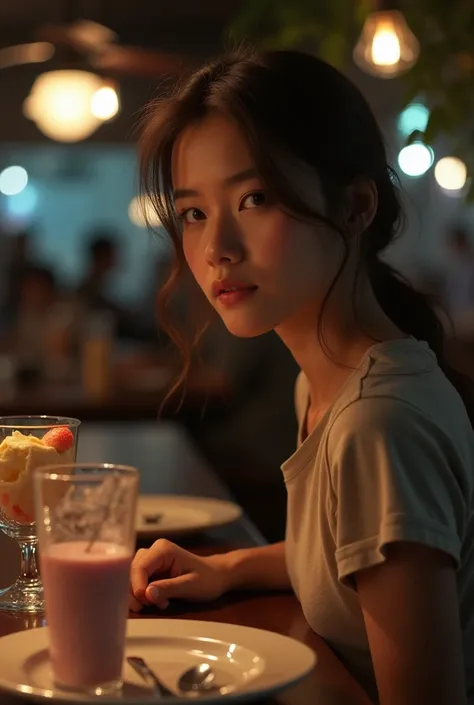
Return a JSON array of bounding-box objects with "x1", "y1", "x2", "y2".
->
[{"x1": 139, "y1": 46, "x2": 473, "y2": 418}]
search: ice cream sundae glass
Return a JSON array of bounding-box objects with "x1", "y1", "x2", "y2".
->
[{"x1": 0, "y1": 416, "x2": 80, "y2": 612}]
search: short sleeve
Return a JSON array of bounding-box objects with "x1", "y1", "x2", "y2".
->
[{"x1": 327, "y1": 397, "x2": 472, "y2": 588}]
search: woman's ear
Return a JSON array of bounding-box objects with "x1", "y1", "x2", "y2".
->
[{"x1": 343, "y1": 178, "x2": 378, "y2": 237}]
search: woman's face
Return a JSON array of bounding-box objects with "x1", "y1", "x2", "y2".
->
[{"x1": 171, "y1": 114, "x2": 346, "y2": 338}]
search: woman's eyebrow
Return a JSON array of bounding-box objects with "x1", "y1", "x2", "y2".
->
[{"x1": 173, "y1": 168, "x2": 258, "y2": 201}]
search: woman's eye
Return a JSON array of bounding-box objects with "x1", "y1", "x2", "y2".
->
[
  {"x1": 240, "y1": 192, "x2": 266, "y2": 210},
  {"x1": 180, "y1": 208, "x2": 205, "y2": 224}
]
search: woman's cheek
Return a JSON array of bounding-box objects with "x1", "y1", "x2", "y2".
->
[{"x1": 250, "y1": 226, "x2": 294, "y2": 268}]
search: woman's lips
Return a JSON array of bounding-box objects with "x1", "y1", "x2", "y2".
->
[{"x1": 216, "y1": 285, "x2": 258, "y2": 307}]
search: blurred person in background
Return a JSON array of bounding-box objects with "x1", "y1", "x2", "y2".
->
[
  {"x1": 10, "y1": 265, "x2": 58, "y2": 383},
  {"x1": 77, "y1": 232, "x2": 120, "y2": 314},
  {"x1": 76, "y1": 230, "x2": 141, "y2": 341},
  {"x1": 1, "y1": 230, "x2": 36, "y2": 331}
]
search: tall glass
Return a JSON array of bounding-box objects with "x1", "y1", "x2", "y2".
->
[
  {"x1": 34, "y1": 463, "x2": 138, "y2": 696},
  {"x1": 0, "y1": 416, "x2": 80, "y2": 612}
]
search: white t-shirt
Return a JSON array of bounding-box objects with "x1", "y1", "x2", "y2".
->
[{"x1": 281, "y1": 338, "x2": 474, "y2": 703}]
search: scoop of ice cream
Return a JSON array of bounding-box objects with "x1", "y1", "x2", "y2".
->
[{"x1": 0, "y1": 430, "x2": 74, "y2": 523}]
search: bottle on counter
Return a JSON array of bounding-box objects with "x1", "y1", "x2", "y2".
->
[{"x1": 81, "y1": 310, "x2": 115, "y2": 401}]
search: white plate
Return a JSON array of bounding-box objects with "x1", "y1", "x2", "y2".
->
[
  {"x1": 0, "y1": 618, "x2": 317, "y2": 704},
  {"x1": 136, "y1": 495, "x2": 243, "y2": 539}
]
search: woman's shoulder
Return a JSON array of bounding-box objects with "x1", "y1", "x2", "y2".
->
[
  {"x1": 333, "y1": 338, "x2": 470, "y2": 430},
  {"x1": 327, "y1": 358, "x2": 474, "y2": 471}
]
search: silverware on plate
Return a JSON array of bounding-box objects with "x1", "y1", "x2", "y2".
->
[
  {"x1": 127, "y1": 656, "x2": 175, "y2": 698},
  {"x1": 127, "y1": 656, "x2": 217, "y2": 698},
  {"x1": 178, "y1": 663, "x2": 216, "y2": 694}
]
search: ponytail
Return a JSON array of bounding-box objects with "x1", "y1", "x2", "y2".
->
[{"x1": 369, "y1": 258, "x2": 474, "y2": 424}]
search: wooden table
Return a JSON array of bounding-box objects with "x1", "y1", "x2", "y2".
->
[{"x1": 0, "y1": 423, "x2": 371, "y2": 705}]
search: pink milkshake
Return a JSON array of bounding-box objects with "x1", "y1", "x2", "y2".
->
[{"x1": 41, "y1": 541, "x2": 132, "y2": 692}]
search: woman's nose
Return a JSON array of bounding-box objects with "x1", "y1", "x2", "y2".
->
[{"x1": 204, "y1": 219, "x2": 245, "y2": 267}]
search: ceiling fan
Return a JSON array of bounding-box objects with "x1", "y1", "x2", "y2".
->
[{"x1": 0, "y1": 18, "x2": 193, "y2": 77}]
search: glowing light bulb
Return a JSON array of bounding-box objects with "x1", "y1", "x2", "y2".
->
[
  {"x1": 23, "y1": 70, "x2": 102, "y2": 142},
  {"x1": 371, "y1": 25, "x2": 401, "y2": 66},
  {"x1": 353, "y1": 10, "x2": 420, "y2": 78},
  {"x1": 91, "y1": 85, "x2": 120, "y2": 121},
  {"x1": 398, "y1": 142, "x2": 434, "y2": 177},
  {"x1": 434, "y1": 157, "x2": 467, "y2": 192}
]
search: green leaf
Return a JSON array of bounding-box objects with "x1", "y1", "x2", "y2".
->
[
  {"x1": 318, "y1": 32, "x2": 348, "y2": 67},
  {"x1": 227, "y1": 0, "x2": 276, "y2": 41},
  {"x1": 355, "y1": 0, "x2": 373, "y2": 26}
]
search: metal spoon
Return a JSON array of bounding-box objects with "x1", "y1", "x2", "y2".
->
[
  {"x1": 127, "y1": 656, "x2": 217, "y2": 697},
  {"x1": 178, "y1": 662, "x2": 216, "y2": 694}
]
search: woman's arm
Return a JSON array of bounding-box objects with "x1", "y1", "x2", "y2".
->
[
  {"x1": 356, "y1": 542, "x2": 466, "y2": 705},
  {"x1": 222, "y1": 540, "x2": 291, "y2": 591},
  {"x1": 129, "y1": 540, "x2": 291, "y2": 612}
]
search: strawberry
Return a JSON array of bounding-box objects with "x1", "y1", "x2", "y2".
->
[
  {"x1": 42, "y1": 426, "x2": 74, "y2": 453},
  {"x1": 12, "y1": 504, "x2": 32, "y2": 523}
]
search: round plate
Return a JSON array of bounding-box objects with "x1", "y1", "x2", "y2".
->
[
  {"x1": 0, "y1": 618, "x2": 317, "y2": 704},
  {"x1": 135, "y1": 495, "x2": 243, "y2": 539}
]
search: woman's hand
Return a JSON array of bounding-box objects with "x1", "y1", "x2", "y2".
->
[{"x1": 129, "y1": 539, "x2": 230, "y2": 612}]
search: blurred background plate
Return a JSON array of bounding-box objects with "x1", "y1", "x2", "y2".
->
[{"x1": 135, "y1": 494, "x2": 243, "y2": 539}]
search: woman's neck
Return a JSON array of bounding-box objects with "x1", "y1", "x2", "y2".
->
[{"x1": 275, "y1": 276, "x2": 405, "y2": 418}]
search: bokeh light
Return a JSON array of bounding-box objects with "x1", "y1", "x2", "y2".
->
[
  {"x1": 0, "y1": 166, "x2": 28, "y2": 196},
  {"x1": 398, "y1": 142, "x2": 434, "y2": 177},
  {"x1": 353, "y1": 10, "x2": 419, "y2": 78},
  {"x1": 434, "y1": 157, "x2": 467, "y2": 192},
  {"x1": 398, "y1": 103, "x2": 430, "y2": 138},
  {"x1": 5, "y1": 185, "x2": 38, "y2": 218},
  {"x1": 128, "y1": 195, "x2": 161, "y2": 228},
  {"x1": 23, "y1": 70, "x2": 102, "y2": 142},
  {"x1": 372, "y1": 27, "x2": 401, "y2": 67},
  {"x1": 91, "y1": 86, "x2": 120, "y2": 121}
]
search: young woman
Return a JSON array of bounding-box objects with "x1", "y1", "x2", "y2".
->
[{"x1": 129, "y1": 47, "x2": 474, "y2": 705}]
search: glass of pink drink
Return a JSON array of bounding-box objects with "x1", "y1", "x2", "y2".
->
[{"x1": 34, "y1": 463, "x2": 138, "y2": 696}]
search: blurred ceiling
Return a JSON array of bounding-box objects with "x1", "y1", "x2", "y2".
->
[
  {"x1": 0, "y1": 0, "x2": 241, "y2": 50},
  {"x1": 0, "y1": 0, "x2": 400, "y2": 145}
]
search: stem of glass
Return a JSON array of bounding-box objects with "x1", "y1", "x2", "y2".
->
[{"x1": 17, "y1": 539, "x2": 41, "y2": 589}]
